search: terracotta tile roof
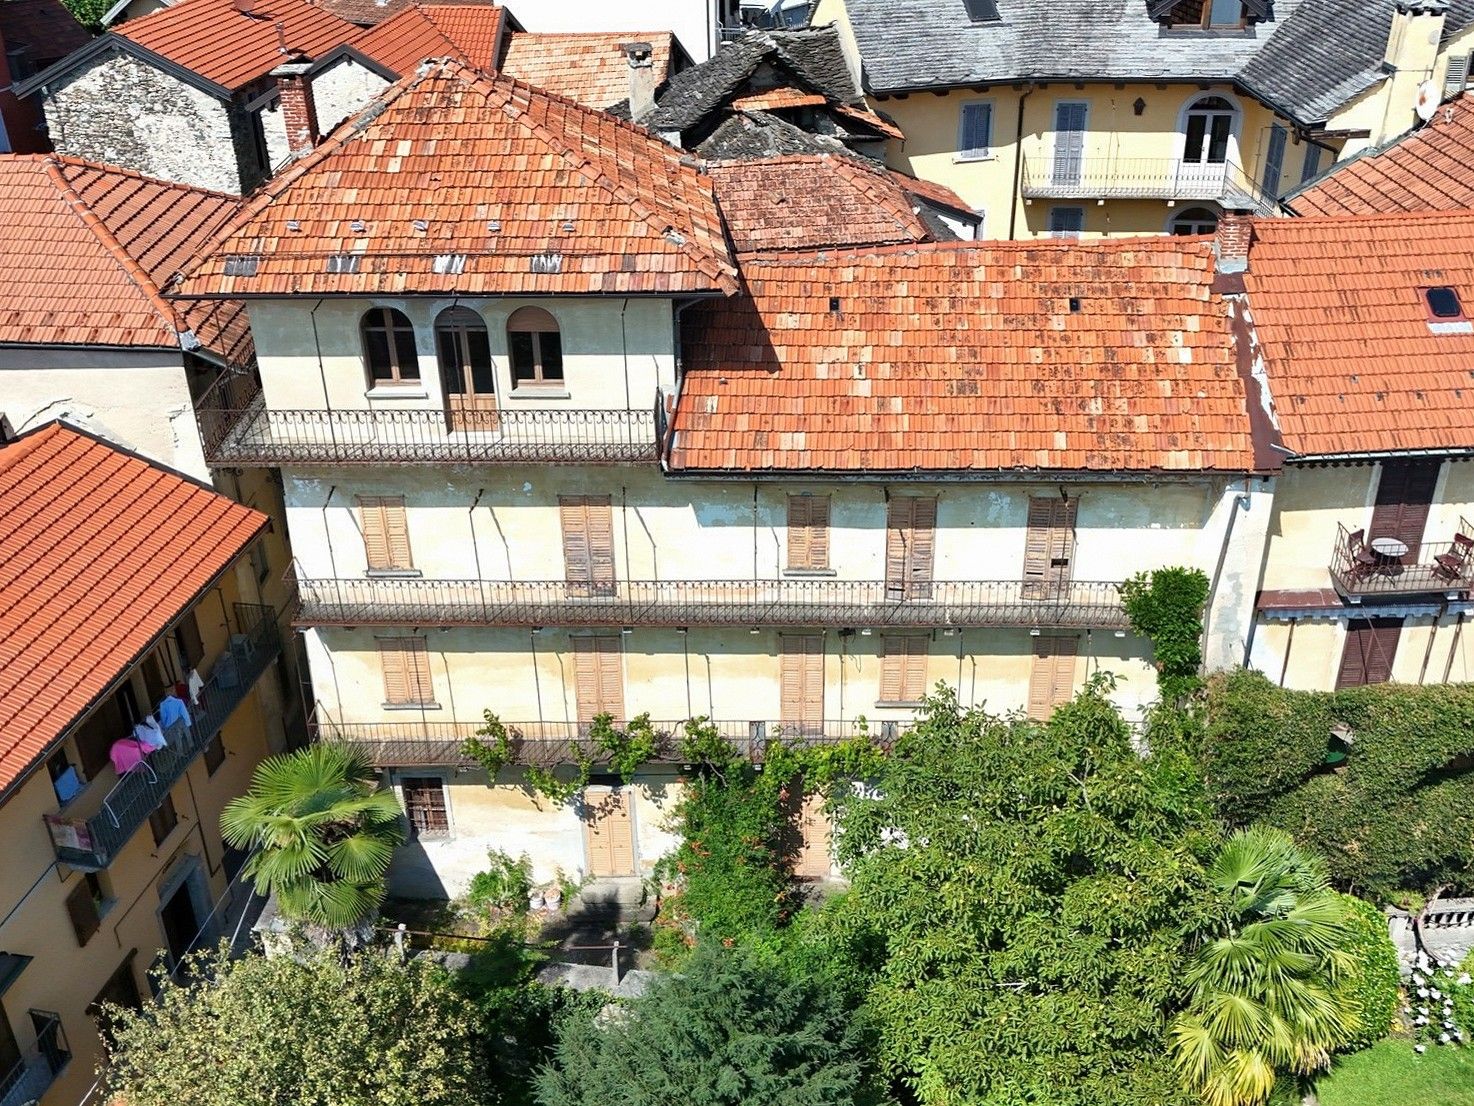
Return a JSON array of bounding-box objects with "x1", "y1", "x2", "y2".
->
[
  {"x1": 499, "y1": 31, "x2": 675, "y2": 109},
  {"x1": 176, "y1": 60, "x2": 736, "y2": 297},
  {"x1": 729, "y1": 86, "x2": 827, "y2": 112},
  {"x1": 0, "y1": 0, "x2": 89, "y2": 62},
  {"x1": 0, "y1": 155, "x2": 251, "y2": 364},
  {"x1": 1242, "y1": 210, "x2": 1474, "y2": 458},
  {"x1": 351, "y1": 1, "x2": 504, "y2": 74},
  {"x1": 832, "y1": 102, "x2": 904, "y2": 140},
  {"x1": 708, "y1": 155, "x2": 932, "y2": 253},
  {"x1": 0, "y1": 423, "x2": 267, "y2": 797},
  {"x1": 306, "y1": 0, "x2": 409, "y2": 25},
  {"x1": 116, "y1": 0, "x2": 360, "y2": 92},
  {"x1": 1287, "y1": 94, "x2": 1474, "y2": 217},
  {"x1": 885, "y1": 169, "x2": 971, "y2": 213},
  {"x1": 671, "y1": 238, "x2": 1255, "y2": 474}
]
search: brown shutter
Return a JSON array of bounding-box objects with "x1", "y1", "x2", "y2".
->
[
  {"x1": 402, "y1": 777, "x2": 448, "y2": 836},
  {"x1": 66, "y1": 880, "x2": 100, "y2": 947},
  {"x1": 879, "y1": 636, "x2": 929, "y2": 703},
  {"x1": 379, "y1": 637, "x2": 432, "y2": 705},
  {"x1": 358, "y1": 496, "x2": 412, "y2": 571},
  {"x1": 573, "y1": 636, "x2": 624, "y2": 721},
  {"x1": 885, "y1": 497, "x2": 937, "y2": 599},
  {"x1": 1027, "y1": 635, "x2": 1078, "y2": 719},
  {"x1": 787, "y1": 495, "x2": 830, "y2": 570},
  {"x1": 73, "y1": 693, "x2": 127, "y2": 779},
  {"x1": 1368, "y1": 461, "x2": 1439, "y2": 556},
  {"x1": 885, "y1": 499, "x2": 909, "y2": 599},
  {"x1": 1024, "y1": 497, "x2": 1076, "y2": 598},
  {"x1": 780, "y1": 635, "x2": 824, "y2": 726},
  {"x1": 174, "y1": 612, "x2": 205, "y2": 670},
  {"x1": 560, "y1": 496, "x2": 615, "y2": 595},
  {"x1": 1336, "y1": 618, "x2": 1402, "y2": 689}
]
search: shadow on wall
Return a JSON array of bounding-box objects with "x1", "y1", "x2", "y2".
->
[{"x1": 386, "y1": 837, "x2": 452, "y2": 900}]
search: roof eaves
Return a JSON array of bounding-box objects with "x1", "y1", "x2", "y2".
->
[
  {"x1": 309, "y1": 41, "x2": 401, "y2": 82},
  {"x1": 15, "y1": 32, "x2": 233, "y2": 99}
]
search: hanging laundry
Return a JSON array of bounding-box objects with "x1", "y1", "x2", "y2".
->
[
  {"x1": 110, "y1": 737, "x2": 150, "y2": 775},
  {"x1": 187, "y1": 668, "x2": 205, "y2": 706},
  {"x1": 134, "y1": 715, "x2": 167, "y2": 750},
  {"x1": 157, "y1": 694, "x2": 191, "y2": 734}
]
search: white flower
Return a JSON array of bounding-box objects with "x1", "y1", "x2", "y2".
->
[
  {"x1": 1460, "y1": 973, "x2": 1473, "y2": 986},
  {"x1": 1414, "y1": 973, "x2": 1426, "y2": 984},
  {"x1": 1415, "y1": 1016, "x2": 1428, "y2": 1025},
  {"x1": 1419, "y1": 1006, "x2": 1430, "y2": 1015},
  {"x1": 1419, "y1": 987, "x2": 1430, "y2": 997},
  {"x1": 1442, "y1": 1033, "x2": 1452, "y2": 1044},
  {"x1": 1415, "y1": 1044, "x2": 1427, "y2": 1053},
  {"x1": 1445, "y1": 1020, "x2": 1456, "y2": 1029}
]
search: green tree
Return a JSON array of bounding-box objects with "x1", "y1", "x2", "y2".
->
[
  {"x1": 827, "y1": 682, "x2": 1220, "y2": 1106},
  {"x1": 535, "y1": 941, "x2": 870, "y2": 1106},
  {"x1": 1171, "y1": 827, "x2": 1362, "y2": 1106},
  {"x1": 221, "y1": 743, "x2": 404, "y2": 929},
  {"x1": 103, "y1": 944, "x2": 487, "y2": 1106}
]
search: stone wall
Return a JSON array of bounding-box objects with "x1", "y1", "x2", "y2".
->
[
  {"x1": 311, "y1": 57, "x2": 391, "y2": 136},
  {"x1": 42, "y1": 50, "x2": 243, "y2": 193}
]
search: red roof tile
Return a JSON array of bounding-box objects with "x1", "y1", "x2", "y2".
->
[
  {"x1": 306, "y1": 0, "x2": 409, "y2": 25},
  {"x1": 0, "y1": 155, "x2": 250, "y2": 364},
  {"x1": 176, "y1": 60, "x2": 736, "y2": 297},
  {"x1": 116, "y1": 0, "x2": 360, "y2": 92},
  {"x1": 499, "y1": 30, "x2": 675, "y2": 109},
  {"x1": 1242, "y1": 209, "x2": 1474, "y2": 458},
  {"x1": 0, "y1": 424, "x2": 267, "y2": 796},
  {"x1": 671, "y1": 238, "x2": 1255, "y2": 474},
  {"x1": 886, "y1": 168, "x2": 970, "y2": 213},
  {"x1": 832, "y1": 102, "x2": 904, "y2": 140},
  {"x1": 708, "y1": 154, "x2": 932, "y2": 253},
  {"x1": 730, "y1": 86, "x2": 827, "y2": 112},
  {"x1": 1289, "y1": 94, "x2": 1474, "y2": 217},
  {"x1": 351, "y1": 1, "x2": 504, "y2": 74}
]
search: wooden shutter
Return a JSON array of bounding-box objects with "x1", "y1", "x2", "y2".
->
[
  {"x1": 879, "y1": 636, "x2": 929, "y2": 703},
  {"x1": 787, "y1": 495, "x2": 830, "y2": 570},
  {"x1": 1368, "y1": 461, "x2": 1439, "y2": 556},
  {"x1": 1336, "y1": 618, "x2": 1402, "y2": 689},
  {"x1": 573, "y1": 636, "x2": 624, "y2": 722},
  {"x1": 66, "y1": 880, "x2": 101, "y2": 947},
  {"x1": 885, "y1": 497, "x2": 937, "y2": 599},
  {"x1": 1446, "y1": 53, "x2": 1471, "y2": 97},
  {"x1": 1027, "y1": 635, "x2": 1078, "y2": 719},
  {"x1": 358, "y1": 496, "x2": 412, "y2": 571},
  {"x1": 584, "y1": 789, "x2": 635, "y2": 877},
  {"x1": 173, "y1": 612, "x2": 205, "y2": 670},
  {"x1": 560, "y1": 496, "x2": 615, "y2": 595},
  {"x1": 73, "y1": 692, "x2": 127, "y2": 779},
  {"x1": 1023, "y1": 496, "x2": 1077, "y2": 599},
  {"x1": 780, "y1": 635, "x2": 824, "y2": 726},
  {"x1": 379, "y1": 637, "x2": 433, "y2": 705}
]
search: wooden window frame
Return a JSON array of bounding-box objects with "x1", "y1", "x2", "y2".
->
[
  {"x1": 356, "y1": 495, "x2": 414, "y2": 573},
  {"x1": 1163, "y1": 0, "x2": 1246, "y2": 29},
  {"x1": 884, "y1": 496, "x2": 937, "y2": 601},
  {"x1": 435, "y1": 306, "x2": 496, "y2": 399},
  {"x1": 507, "y1": 306, "x2": 564, "y2": 389},
  {"x1": 378, "y1": 637, "x2": 437, "y2": 708},
  {"x1": 877, "y1": 635, "x2": 929, "y2": 706},
  {"x1": 779, "y1": 634, "x2": 825, "y2": 731},
  {"x1": 956, "y1": 100, "x2": 994, "y2": 160},
  {"x1": 66, "y1": 874, "x2": 110, "y2": 948},
  {"x1": 203, "y1": 733, "x2": 227, "y2": 775},
  {"x1": 786, "y1": 494, "x2": 832, "y2": 572},
  {"x1": 400, "y1": 775, "x2": 450, "y2": 838},
  {"x1": 360, "y1": 307, "x2": 421, "y2": 387},
  {"x1": 1336, "y1": 618, "x2": 1402, "y2": 689},
  {"x1": 572, "y1": 635, "x2": 626, "y2": 723}
]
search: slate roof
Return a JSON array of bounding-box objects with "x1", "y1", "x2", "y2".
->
[
  {"x1": 0, "y1": 423, "x2": 267, "y2": 797},
  {"x1": 1286, "y1": 93, "x2": 1474, "y2": 216},
  {"x1": 350, "y1": 1, "x2": 506, "y2": 73},
  {"x1": 174, "y1": 60, "x2": 736, "y2": 298},
  {"x1": 0, "y1": 155, "x2": 250, "y2": 363},
  {"x1": 1242, "y1": 209, "x2": 1474, "y2": 459},
  {"x1": 669, "y1": 236, "x2": 1255, "y2": 474},
  {"x1": 694, "y1": 110, "x2": 855, "y2": 158},
  {"x1": 846, "y1": 0, "x2": 1474, "y2": 125},
  {"x1": 308, "y1": 0, "x2": 411, "y2": 25},
  {"x1": 500, "y1": 31, "x2": 678, "y2": 109}
]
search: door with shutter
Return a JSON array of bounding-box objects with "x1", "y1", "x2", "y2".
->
[
  {"x1": 885, "y1": 497, "x2": 937, "y2": 600},
  {"x1": 573, "y1": 636, "x2": 625, "y2": 722},
  {"x1": 357, "y1": 496, "x2": 413, "y2": 571},
  {"x1": 1368, "y1": 460, "x2": 1439, "y2": 563},
  {"x1": 1052, "y1": 102, "x2": 1088, "y2": 185},
  {"x1": 1336, "y1": 618, "x2": 1402, "y2": 689},
  {"x1": 559, "y1": 496, "x2": 616, "y2": 597},
  {"x1": 1023, "y1": 497, "x2": 1077, "y2": 600},
  {"x1": 583, "y1": 787, "x2": 636, "y2": 877},
  {"x1": 1027, "y1": 635, "x2": 1079, "y2": 719},
  {"x1": 779, "y1": 635, "x2": 824, "y2": 733},
  {"x1": 782, "y1": 781, "x2": 832, "y2": 880}
]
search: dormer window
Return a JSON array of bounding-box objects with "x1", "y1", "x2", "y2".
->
[
  {"x1": 1161, "y1": 0, "x2": 1246, "y2": 29},
  {"x1": 963, "y1": 0, "x2": 1000, "y2": 21}
]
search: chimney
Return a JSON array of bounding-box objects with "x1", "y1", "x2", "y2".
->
[
  {"x1": 622, "y1": 41, "x2": 656, "y2": 122},
  {"x1": 1214, "y1": 212, "x2": 1254, "y2": 275},
  {"x1": 1377, "y1": 0, "x2": 1448, "y2": 140},
  {"x1": 271, "y1": 59, "x2": 319, "y2": 158}
]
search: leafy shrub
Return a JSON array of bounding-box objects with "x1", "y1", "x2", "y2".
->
[
  {"x1": 467, "y1": 851, "x2": 533, "y2": 915},
  {"x1": 1120, "y1": 566, "x2": 1210, "y2": 702},
  {"x1": 1333, "y1": 894, "x2": 1402, "y2": 1051}
]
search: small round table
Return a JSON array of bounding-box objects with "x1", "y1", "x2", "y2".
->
[{"x1": 1369, "y1": 536, "x2": 1410, "y2": 559}]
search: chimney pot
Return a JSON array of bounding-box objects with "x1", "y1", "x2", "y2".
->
[
  {"x1": 1214, "y1": 212, "x2": 1254, "y2": 275},
  {"x1": 271, "y1": 60, "x2": 320, "y2": 158},
  {"x1": 621, "y1": 41, "x2": 656, "y2": 121}
]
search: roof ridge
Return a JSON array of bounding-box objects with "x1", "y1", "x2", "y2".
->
[
  {"x1": 1266, "y1": 205, "x2": 1474, "y2": 229},
  {"x1": 821, "y1": 156, "x2": 927, "y2": 240},
  {"x1": 735, "y1": 234, "x2": 1215, "y2": 266},
  {"x1": 41, "y1": 157, "x2": 184, "y2": 342}
]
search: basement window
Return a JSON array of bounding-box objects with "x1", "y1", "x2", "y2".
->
[
  {"x1": 1426, "y1": 286, "x2": 1465, "y2": 320},
  {"x1": 963, "y1": 0, "x2": 1000, "y2": 21}
]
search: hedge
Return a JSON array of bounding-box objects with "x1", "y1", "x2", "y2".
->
[{"x1": 1334, "y1": 893, "x2": 1402, "y2": 1051}]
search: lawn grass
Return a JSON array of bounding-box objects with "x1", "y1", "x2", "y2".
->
[{"x1": 1315, "y1": 1038, "x2": 1474, "y2": 1106}]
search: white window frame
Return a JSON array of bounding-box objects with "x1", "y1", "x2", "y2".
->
[{"x1": 955, "y1": 100, "x2": 995, "y2": 162}]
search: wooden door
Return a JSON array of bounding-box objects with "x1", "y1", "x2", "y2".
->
[
  {"x1": 1023, "y1": 496, "x2": 1077, "y2": 600},
  {"x1": 885, "y1": 497, "x2": 936, "y2": 600},
  {"x1": 784, "y1": 781, "x2": 832, "y2": 880},
  {"x1": 572, "y1": 636, "x2": 624, "y2": 723},
  {"x1": 1368, "y1": 460, "x2": 1439, "y2": 561},
  {"x1": 560, "y1": 496, "x2": 616, "y2": 597},
  {"x1": 1336, "y1": 618, "x2": 1402, "y2": 689},
  {"x1": 583, "y1": 788, "x2": 635, "y2": 877},
  {"x1": 1027, "y1": 635, "x2": 1079, "y2": 719},
  {"x1": 780, "y1": 635, "x2": 824, "y2": 733}
]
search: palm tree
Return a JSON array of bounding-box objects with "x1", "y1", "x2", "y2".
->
[
  {"x1": 221, "y1": 744, "x2": 405, "y2": 930},
  {"x1": 1171, "y1": 827, "x2": 1361, "y2": 1106}
]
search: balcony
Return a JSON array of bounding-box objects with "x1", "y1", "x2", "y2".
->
[
  {"x1": 289, "y1": 572, "x2": 1129, "y2": 630},
  {"x1": 1020, "y1": 154, "x2": 1270, "y2": 211},
  {"x1": 43, "y1": 605, "x2": 282, "y2": 870},
  {"x1": 1329, "y1": 521, "x2": 1474, "y2": 601},
  {"x1": 0, "y1": 1014, "x2": 68, "y2": 1106},
  {"x1": 195, "y1": 374, "x2": 660, "y2": 468},
  {"x1": 312, "y1": 715, "x2": 913, "y2": 768}
]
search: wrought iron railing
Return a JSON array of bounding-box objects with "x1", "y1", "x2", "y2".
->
[
  {"x1": 195, "y1": 378, "x2": 659, "y2": 466},
  {"x1": 311, "y1": 713, "x2": 911, "y2": 768},
  {"x1": 0, "y1": 1014, "x2": 68, "y2": 1106},
  {"x1": 44, "y1": 606, "x2": 282, "y2": 870},
  {"x1": 287, "y1": 570, "x2": 1128, "y2": 629},
  {"x1": 1329, "y1": 519, "x2": 1474, "y2": 599},
  {"x1": 1020, "y1": 154, "x2": 1271, "y2": 211}
]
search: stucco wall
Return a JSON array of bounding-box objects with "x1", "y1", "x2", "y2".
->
[
  {"x1": 311, "y1": 58, "x2": 392, "y2": 136},
  {"x1": 41, "y1": 51, "x2": 243, "y2": 194}
]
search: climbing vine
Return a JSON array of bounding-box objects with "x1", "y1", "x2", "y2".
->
[
  {"x1": 1119, "y1": 566, "x2": 1210, "y2": 703},
  {"x1": 463, "y1": 712, "x2": 664, "y2": 804}
]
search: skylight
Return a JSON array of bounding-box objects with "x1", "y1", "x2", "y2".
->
[
  {"x1": 1426, "y1": 286, "x2": 1464, "y2": 319},
  {"x1": 963, "y1": 0, "x2": 1000, "y2": 22}
]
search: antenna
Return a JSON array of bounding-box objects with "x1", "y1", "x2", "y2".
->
[{"x1": 1415, "y1": 79, "x2": 1439, "y2": 123}]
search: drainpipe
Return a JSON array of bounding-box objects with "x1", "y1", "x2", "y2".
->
[{"x1": 1008, "y1": 83, "x2": 1036, "y2": 240}]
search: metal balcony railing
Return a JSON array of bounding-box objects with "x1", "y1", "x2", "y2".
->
[
  {"x1": 1020, "y1": 154, "x2": 1271, "y2": 211},
  {"x1": 0, "y1": 1014, "x2": 68, "y2": 1106},
  {"x1": 194, "y1": 372, "x2": 660, "y2": 467},
  {"x1": 287, "y1": 570, "x2": 1129, "y2": 630},
  {"x1": 43, "y1": 605, "x2": 282, "y2": 870},
  {"x1": 311, "y1": 713, "x2": 912, "y2": 768},
  {"x1": 1329, "y1": 520, "x2": 1474, "y2": 600}
]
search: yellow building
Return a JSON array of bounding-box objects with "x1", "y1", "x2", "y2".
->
[
  {"x1": 813, "y1": 0, "x2": 1474, "y2": 238},
  {"x1": 0, "y1": 424, "x2": 287, "y2": 1106}
]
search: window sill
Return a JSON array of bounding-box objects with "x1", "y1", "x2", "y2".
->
[
  {"x1": 953, "y1": 152, "x2": 996, "y2": 163},
  {"x1": 507, "y1": 388, "x2": 571, "y2": 400},
  {"x1": 874, "y1": 701, "x2": 925, "y2": 709},
  {"x1": 364, "y1": 387, "x2": 428, "y2": 400},
  {"x1": 365, "y1": 569, "x2": 423, "y2": 579},
  {"x1": 783, "y1": 568, "x2": 837, "y2": 577},
  {"x1": 383, "y1": 702, "x2": 443, "y2": 711}
]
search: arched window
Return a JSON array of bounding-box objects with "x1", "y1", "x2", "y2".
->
[
  {"x1": 1169, "y1": 206, "x2": 1220, "y2": 236},
  {"x1": 1183, "y1": 96, "x2": 1236, "y2": 165},
  {"x1": 361, "y1": 307, "x2": 420, "y2": 386},
  {"x1": 436, "y1": 307, "x2": 496, "y2": 429},
  {"x1": 507, "y1": 307, "x2": 564, "y2": 388}
]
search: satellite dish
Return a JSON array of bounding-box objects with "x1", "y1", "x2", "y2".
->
[{"x1": 1415, "y1": 79, "x2": 1440, "y2": 122}]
